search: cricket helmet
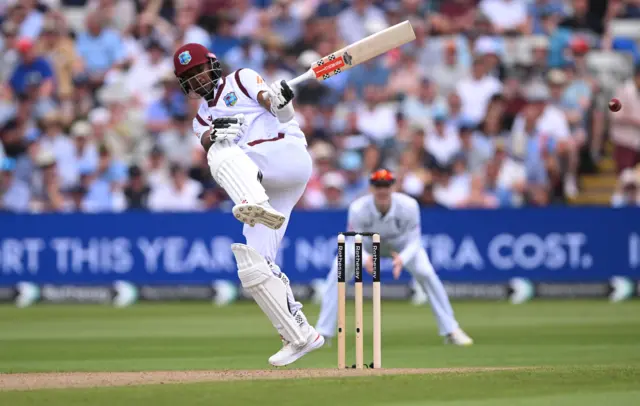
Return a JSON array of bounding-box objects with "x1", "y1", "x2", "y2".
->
[{"x1": 173, "y1": 43, "x2": 222, "y2": 98}]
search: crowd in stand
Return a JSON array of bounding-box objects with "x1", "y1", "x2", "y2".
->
[{"x1": 1, "y1": 0, "x2": 639, "y2": 212}]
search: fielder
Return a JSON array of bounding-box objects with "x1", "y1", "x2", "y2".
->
[
  {"x1": 173, "y1": 43, "x2": 323, "y2": 366},
  {"x1": 316, "y1": 169, "x2": 474, "y2": 345}
]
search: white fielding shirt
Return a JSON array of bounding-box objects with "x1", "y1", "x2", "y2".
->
[
  {"x1": 192, "y1": 68, "x2": 306, "y2": 147},
  {"x1": 347, "y1": 192, "x2": 423, "y2": 264}
]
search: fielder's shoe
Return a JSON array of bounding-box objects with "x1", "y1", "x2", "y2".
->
[
  {"x1": 445, "y1": 328, "x2": 474, "y2": 346},
  {"x1": 232, "y1": 201, "x2": 286, "y2": 230},
  {"x1": 269, "y1": 316, "x2": 325, "y2": 367}
]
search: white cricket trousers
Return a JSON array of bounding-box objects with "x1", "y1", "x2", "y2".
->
[{"x1": 240, "y1": 134, "x2": 312, "y2": 315}]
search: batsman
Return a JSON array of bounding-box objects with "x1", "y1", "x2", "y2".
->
[
  {"x1": 173, "y1": 43, "x2": 324, "y2": 366},
  {"x1": 316, "y1": 169, "x2": 474, "y2": 346}
]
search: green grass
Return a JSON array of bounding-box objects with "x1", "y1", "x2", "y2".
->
[{"x1": 1, "y1": 301, "x2": 640, "y2": 405}]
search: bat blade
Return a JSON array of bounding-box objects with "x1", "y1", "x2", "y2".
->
[{"x1": 288, "y1": 20, "x2": 416, "y2": 87}]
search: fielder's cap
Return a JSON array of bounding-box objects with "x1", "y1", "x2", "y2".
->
[{"x1": 370, "y1": 168, "x2": 395, "y2": 187}]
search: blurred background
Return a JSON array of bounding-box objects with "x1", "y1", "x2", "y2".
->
[
  {"x1": 0, "y1": 1, "x2": 639, "y2": 306},
  {"x1": 1, "y1": 0, "x2": 640, "y2": 213}
]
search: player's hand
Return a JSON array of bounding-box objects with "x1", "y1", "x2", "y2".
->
[
  {"x1": 268, "y1": 80, "x2": 294, "y2": 110},
  {"x1": 210, "y1": 114, "x2": 245, "y2": 144},
  {"x1": 391, "y1": 252, "x2": 403, "y2": 280}
]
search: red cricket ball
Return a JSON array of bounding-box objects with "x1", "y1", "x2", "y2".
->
[{"x1": 609, "y1": 98, "x2": 622, "y2": 112}]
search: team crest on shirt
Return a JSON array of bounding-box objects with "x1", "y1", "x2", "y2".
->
[
  {"x1": 224, "y1": 92, "x2": 238, "y2": 107},
  {"x1": 178, "y1": 51, "x2": 192, "y2": 65}
]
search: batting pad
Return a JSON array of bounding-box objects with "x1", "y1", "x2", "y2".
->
[
  {"x1": 232, "y1": 243, "x2": 306, "y2": 346},
  {"x1": 207, "y1": 140, "x2": 269, "y2": 205}
]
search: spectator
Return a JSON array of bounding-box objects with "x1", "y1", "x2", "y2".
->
[
  {"x1": 9, "y1": 37, "x2": 54, "y2": 100},
  {"x1": 0, "y1": 21, "x2": 20, "y2": 85},
  {"x1": 69, "y1": 120, "x2": 98, "y2": 175},
  {"x1": 0, "y1": 157, "x2": 30, "y2": 212},
  {"x1": 5, "y1": 0, "x2": 44, "y2": 41},
  {"x1": 433, "y1": 161, "x2": 471, "y2": 208},
  {"x1": 610, "y1": 64, "x2": 640, "y2": 174},
  {"x1": 148, "y1": 163, "x2": 202, "y2": 212},
  {"x1": 338, "y1": 151, "x2": 368, "y2": 202},
  {"x1": 456, "y1": 55, "x2": 502, "y2": 124},
  {"x1": 144, "y1": 145, "x2": 170, "y2": 190},
  {"x1": 210, "y1": 13, "x2": 241, "y2": 60},
  {"x1": 456, "y1": 173, "x2": 499, "y2": 208},
  {"x1": 29, "y1": 148, "x2": 65, "y2": 213},
  {"x1": 459, "y1": 120, "x2": 493, "y2": 172},
  {"x1": 122, "y1": 39, "x2": 173, "y2": 108},
  {"x1": 0, "y1": 0, "x2": 625, "y2": 212},
  {"x1": 87, "y1": 0, "x2": 137, "y2": 34},
  {"x1": 402, "y1": 78, "x2": 444, "y2": 131},
  {"x1": 62, "y1": 184, "x2": 87, "y2": 212},
  {"x1": 611, "y1": 168, "x2": 639, "y2": 207},
  {"x1": 81, "y1": 145, "x2": 127, "y2": 212},
  {"x1": 36, "y1": 16, "x2": 83, "y2": 117},
  {"x1": 337, "y1": 0, "x2": 387, "y2": 45},
  {"x1": 174, "y1": 1, "x2": 210, "y2": 49},
  {"x1": 75, "y1": 12, "x2": 126, "y2": 87},
  {"x1": 320, "y1": 171, "x2": 348, "y2": 209},
  {"x1": 425, "y1": 112, "x2": 461, "y2": 167},
  {"x1": 480, "y1": 0, "x2": 531, "y2": 34},
  {"x1": 233, "y1": 0, "x2": 261, "y2": 38},
  {"x1": 158, "y1": 114, "x2": 201, "y2": 168},
  {"x1": 267, "y1": 0, "x2": 303, "y2": 47},
  {"x1": 429, "y1": 39, "x2": 470, "y2": 97},
  {"x1": 224, "y1": 37, "x2": 266, "y2": 73},
  {"x1": 356, "y1": 85, "x2": 397, "y2": 146},
  {"x1": 37, "y1": 111, "x2": 77, "y2": 189},
  {"x1": 124, "y1": 164, "x2": 150, "y2": 210},
  {"x1": 512, "y1": 83, "x2": 577, "y2": 198}
]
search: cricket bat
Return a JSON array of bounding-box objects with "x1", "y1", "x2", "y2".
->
[{"x1": 287, "y1": 20, "x2": 416, "y2": 88}]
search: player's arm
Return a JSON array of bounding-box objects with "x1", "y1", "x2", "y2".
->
[
  {"x1": 396, "y1": 200, "x2": 423, "y2": 265},
  {"x1": 236, "y1": 68, "x2": 296, "y2": 123}
]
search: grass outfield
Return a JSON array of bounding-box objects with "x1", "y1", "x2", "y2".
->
[{"x1": 0, "y1": 301, "x2": 639, "y2": 405}]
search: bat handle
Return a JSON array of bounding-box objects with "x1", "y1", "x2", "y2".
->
[{"x1": 287, "y1": 69, "x2": 315, "y2": 87}]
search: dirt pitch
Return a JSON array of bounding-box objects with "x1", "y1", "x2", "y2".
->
[{"x1": 0, "y1": 367, "x2": 529, "y2": 391}]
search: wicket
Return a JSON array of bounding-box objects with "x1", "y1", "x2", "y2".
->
[{"x1": 337, "y1": 232, "x2": 382, "y2": 369}]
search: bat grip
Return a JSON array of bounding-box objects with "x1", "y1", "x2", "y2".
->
[{"x1": 287, "y1": 69, "x2": 315, "y2": 87}]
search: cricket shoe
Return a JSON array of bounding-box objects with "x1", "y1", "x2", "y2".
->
[
  {"x1": 232, "y1": 201, "x2": 286, "y2": 230},
  {"x1": 269, "y1": 316, "x2": 325, "y2": 367},
  {"x1": 445, "y1": 328, "x2": 474, "y2": 346}
]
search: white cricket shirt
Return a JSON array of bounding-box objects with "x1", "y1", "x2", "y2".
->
[
  {"x1": 192, "y1": 68, "x2": 306, "y2": 147},
  {"x1": 347, "y1": 192, "x2": 423, "y2": 264}
]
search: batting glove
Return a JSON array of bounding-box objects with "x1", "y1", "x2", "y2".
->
[{"x1": 210, "y1": 114, "x2": 246, "y2": 144}]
